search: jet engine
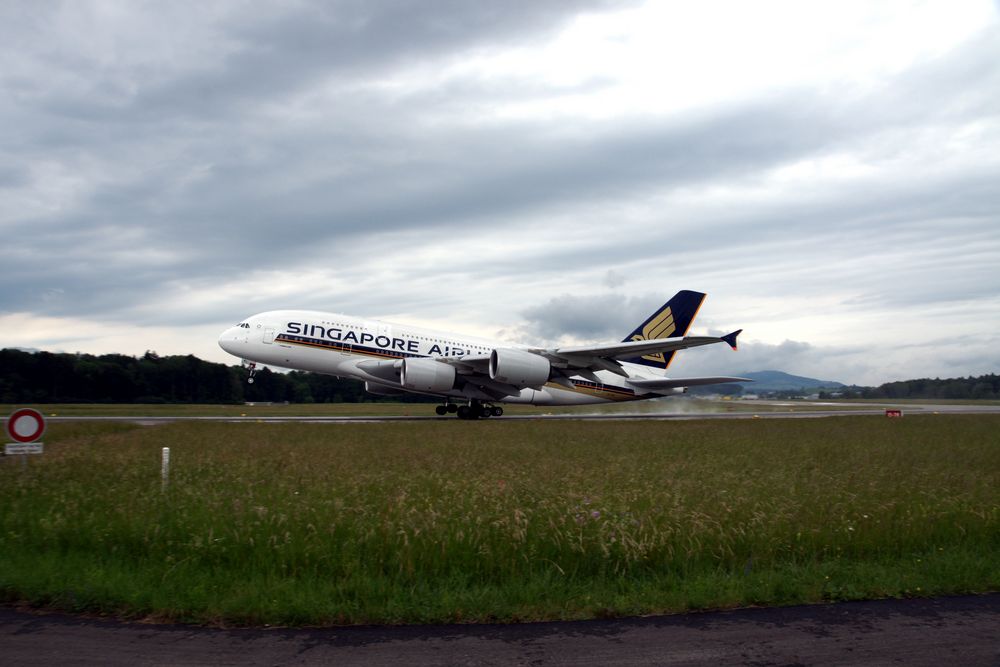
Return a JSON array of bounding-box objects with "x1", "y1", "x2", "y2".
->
[
  {"x1": 489, "y1": 348, "x2": 550, "y2": 388},
  {"x1": 364, "y1": 381, "x2": 409, "y2": 397},
  {"x1": 400, "y1": 358, "x2": 457, "y2": 392}
]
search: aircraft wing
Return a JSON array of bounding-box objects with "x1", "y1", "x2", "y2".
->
[
  {"x1": 531, "y1": 329, "x2": 742, "y2": 378},
  {"x1": 548, "y1": 329, "x2": 740, "y2": 361},
  {"x1": 356, "y1": 330, "x2": 743, "y2": 400}
]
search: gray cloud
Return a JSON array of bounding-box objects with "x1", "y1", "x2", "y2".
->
[
  {"x1": 520, "y1": 293, "x2": 665, "y2": 341},
  {"x1": 0, "y1": 1, "x2": 998, "y2": 384},
  {"x1": 603, "y1": 270, "x2": 627, "y2": 289}
]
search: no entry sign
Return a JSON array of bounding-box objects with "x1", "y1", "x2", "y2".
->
[{"x1": 6, "y1": 408, "x2": 46, "y2": 443}]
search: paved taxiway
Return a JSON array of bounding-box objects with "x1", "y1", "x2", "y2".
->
[{"x1": 2, "y1": 594, "x2": 998, "y2": 666}]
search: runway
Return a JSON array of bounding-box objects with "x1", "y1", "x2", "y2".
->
[
  {"x1": 44, "y1": 402, "x2": 1000, "y2": 424},
  {"x1": 1, "y1": 593, "x2": 997, "y2": 666}
]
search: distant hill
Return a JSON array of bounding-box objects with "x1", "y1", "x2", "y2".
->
[{"x1": 737, "y1": 370, "x2": 846, "y2": 393}]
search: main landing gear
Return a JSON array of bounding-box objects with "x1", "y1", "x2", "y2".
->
[
  {"x1": 435, "y1": 400, "x2": 503, "y2": 419},
  {"x1": 434, "y1": 403, "x2": 458, "y2": 416}
]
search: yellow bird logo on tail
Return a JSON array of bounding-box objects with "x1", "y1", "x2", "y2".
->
[{"x1": 630, "y1": 306, "x2": 677, "y2": 363}]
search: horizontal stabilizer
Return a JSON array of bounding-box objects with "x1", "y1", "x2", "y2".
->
[{"x1": 627, "y1": 376, "x2": 752, "y2": 390}]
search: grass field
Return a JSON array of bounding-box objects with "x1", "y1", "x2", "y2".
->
[{"x1": 1, "y1": 416, "x2": 997, "y2": 626}]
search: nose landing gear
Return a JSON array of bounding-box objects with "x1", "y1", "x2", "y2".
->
[{"x1": 243, "y1": 360, "x2": 258, "y2": 384}]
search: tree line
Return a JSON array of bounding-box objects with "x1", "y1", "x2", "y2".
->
[
  {"x1": 0, "y1": 348, "x2": 433, "y2": 404},
  {"x1": 825, "y1": 374, "x2": 1000, "y2": 401},
  {"x1": 1, "y1": 348, "x2": 997, "y2": 404}
]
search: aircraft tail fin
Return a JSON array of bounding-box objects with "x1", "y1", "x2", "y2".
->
[{"x1": 621, "y1": 290, "x2": 706, "y2": 371}]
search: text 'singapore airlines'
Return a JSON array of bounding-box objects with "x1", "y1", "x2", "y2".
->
[{"x1": 218, "y1": 290, "x2": 748, "y2": 419}]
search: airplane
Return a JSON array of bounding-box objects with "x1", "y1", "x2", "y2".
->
[{"x1": 217, "y1": 290, "x2": 749, "y2": 419}]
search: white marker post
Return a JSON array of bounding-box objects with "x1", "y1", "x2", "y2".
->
[{"x1": 161, "y1": 447, "x2": 170, "y2": 491}]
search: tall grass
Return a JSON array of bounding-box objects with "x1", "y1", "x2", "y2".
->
[{"x1": 0, "y1": 416, "x2": 997, "y2": 625}]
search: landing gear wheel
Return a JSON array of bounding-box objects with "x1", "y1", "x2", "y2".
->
[
  {"x1": 492, "y1": 406, "x2": 503, "y2": 417},
  {"x1": 248, "y1": 377, "x2": 255, "y2": 384},
  {"x1": 435, "y1": 405, "x2": 447, "y2": 416},
  {"x1": 457, "y1": 405, "x2": 472, "y2": 420},
  {"x1": 479, "y1": 407, "x2": 491, "y2": 418},
  {"x1": 447, "y1": 404, "x2": 458, "y2": 413}
]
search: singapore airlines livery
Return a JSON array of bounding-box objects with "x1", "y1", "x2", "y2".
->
[{"x1": 218, "y1": 290, "x2": 748, "y2": 419}]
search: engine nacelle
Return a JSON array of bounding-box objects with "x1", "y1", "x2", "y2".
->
[
  {"x1": 364, "y1": 381, "x2": 408, "y2": 397},
  {"x1": 400, "y1": 358, "x2": 456, "y2": 392},
  {"x1": 489, "y1": 348, "x2": 550, "y2": 388}
]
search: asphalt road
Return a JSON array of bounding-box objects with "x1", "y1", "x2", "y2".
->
[{"x1": 2, "y1": 594, "x2": 998, "y2": 666}]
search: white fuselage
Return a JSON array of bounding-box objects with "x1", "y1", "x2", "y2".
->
[{"x1": 218, "y1": 310, "x2": 676, "y2": 406}]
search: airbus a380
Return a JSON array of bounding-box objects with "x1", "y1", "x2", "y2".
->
[{"x1": 218, "y1": 290, "x2": 748, "y2": 419}]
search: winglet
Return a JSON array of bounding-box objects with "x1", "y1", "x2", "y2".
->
[{"x1": 721, "y1": 329, "x2": 742, "y2": 351}]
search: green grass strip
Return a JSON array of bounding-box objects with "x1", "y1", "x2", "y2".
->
[{"x1": 1, "y1": 416, "x2": 997, "y2": 625}]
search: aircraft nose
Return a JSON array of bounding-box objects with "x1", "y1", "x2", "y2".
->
[{"x1": 218, "y1": 327, "x2": 238, "y2": 355}]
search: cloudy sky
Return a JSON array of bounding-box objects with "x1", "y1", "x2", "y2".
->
[{"x1": 2, "y1": 0, "x2": 999, "y2": 385}]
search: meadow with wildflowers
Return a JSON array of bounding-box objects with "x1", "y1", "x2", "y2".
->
[{"x1": 0, "y1": 416, "x2": 997, "y2": 625}]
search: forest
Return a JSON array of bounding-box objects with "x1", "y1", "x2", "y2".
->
[
  {"x1": 845, "y1": 375, "x2": 1000, "y2": 400},
  {"x1": 1, "y1": 348, "x2": 997, "y2": 403},
  {"x1": 0, "y1": 348, "x2": 432, "y2": 404}
]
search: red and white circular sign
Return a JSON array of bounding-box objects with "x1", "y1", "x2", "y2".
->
[{"x1": 6, "y1": 408, "x2": 46, "y2": 443}]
